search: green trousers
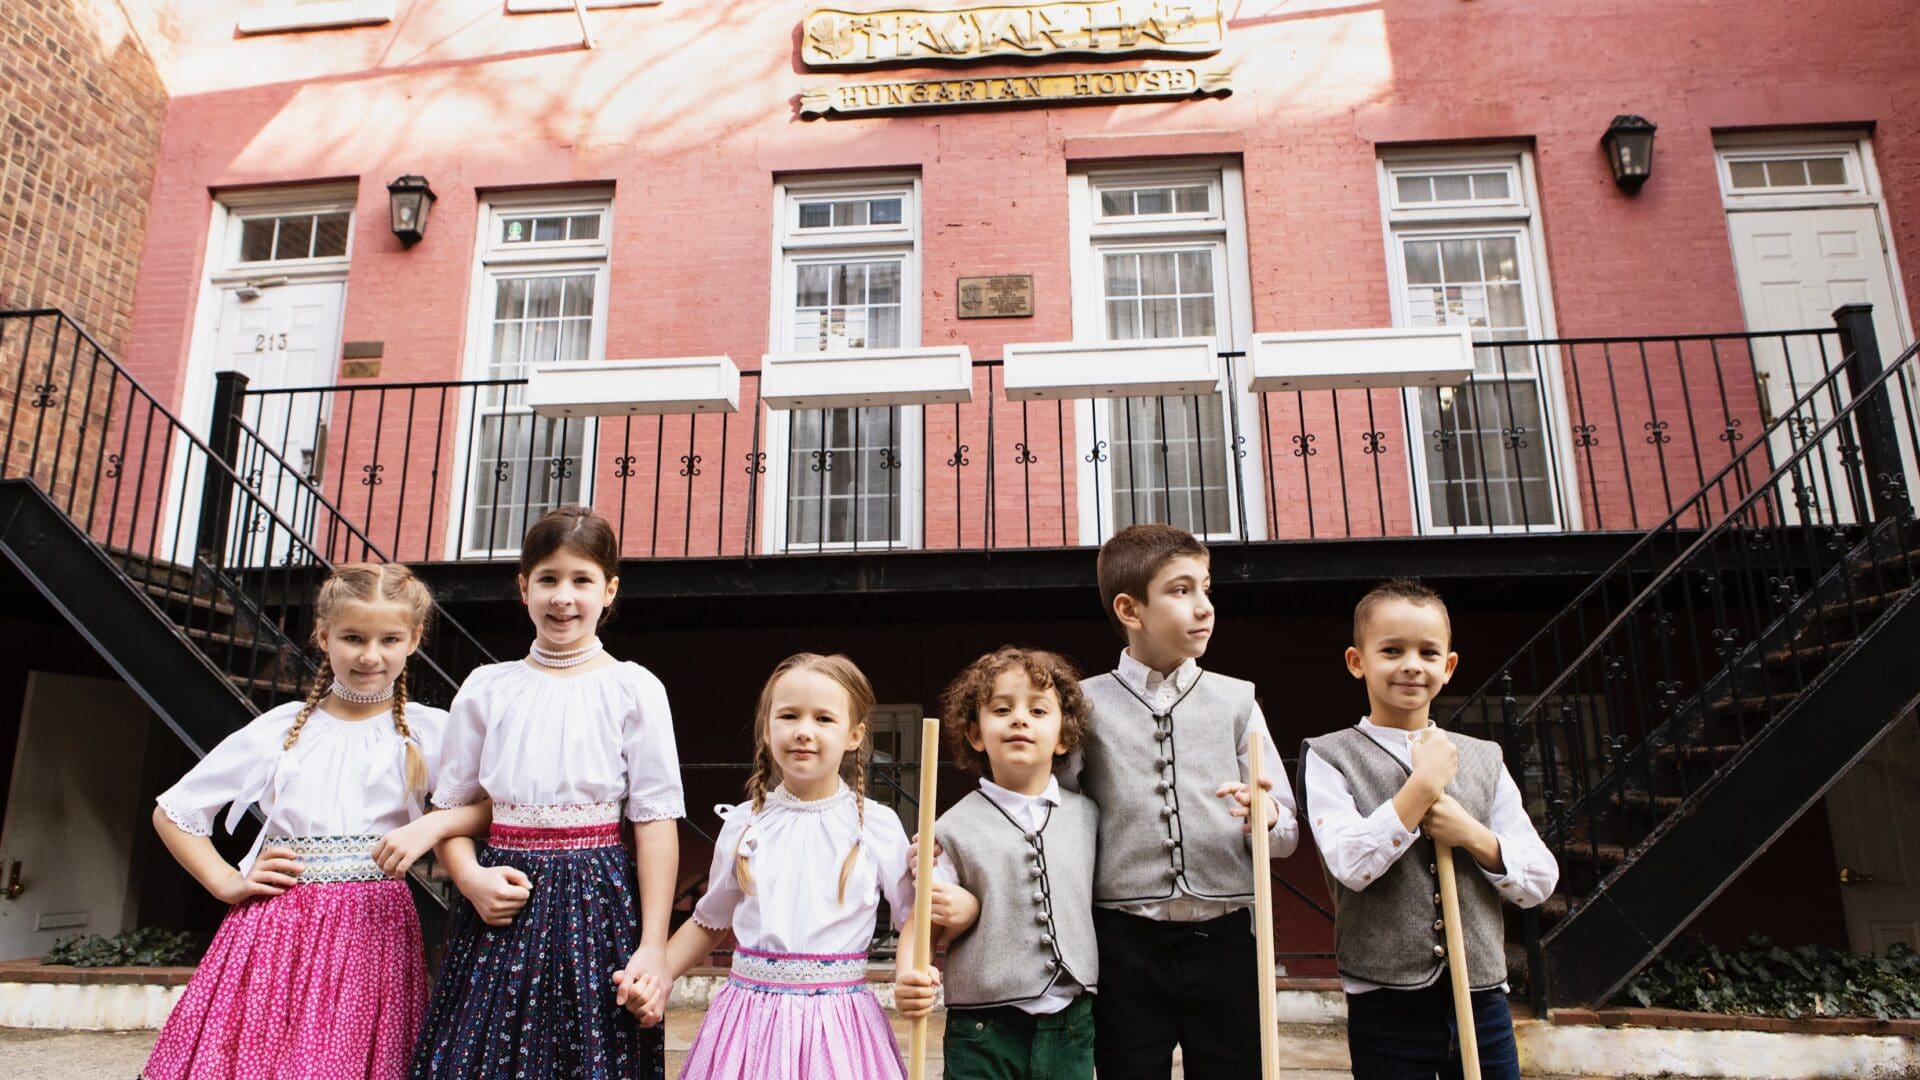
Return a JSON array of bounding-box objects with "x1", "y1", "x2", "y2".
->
[{"x1": 942, "y1": 993, "x2": 1095, "y2": 1080}]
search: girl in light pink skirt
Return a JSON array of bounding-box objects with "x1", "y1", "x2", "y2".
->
[{"x1": 142, "y1": 563, "x2": 476, "y2": 1080}]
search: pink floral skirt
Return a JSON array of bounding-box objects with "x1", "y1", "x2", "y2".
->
[
  {"x1": 143, "y1": 875, "x2": 426, "y2": 1080},
  {"x1": 677, "y1": 947, "x2": 905, "y2": 1080}
]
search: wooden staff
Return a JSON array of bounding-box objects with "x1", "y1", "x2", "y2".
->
[
  {"x1": 1246, "y1": 728, "x2": 1279, "y2": 1080},
  {"x1": 907, "y1": 716, "x2": 940, "y2": 1080},
  {"x1": 1434, "y1": 843, "x2": 1482, "y2": 1080}
]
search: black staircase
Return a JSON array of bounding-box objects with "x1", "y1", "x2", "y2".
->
[
  {"x1": 0, "y1": 308, "x2": 498, "y2": 911},
  {"x1": 1447, "y1": 304, "x2": 1920, "y2": 1007}
]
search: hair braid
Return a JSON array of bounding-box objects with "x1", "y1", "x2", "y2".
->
[
  {"x1": 285, "y1": 657, "x2": 333, "y2": 752},
  {"x1": 736, "y1": 740, "x2": 779, "y2": 896},
  {"x1": 836, "y1": 739, "x2": 868, "y2": 905},
  {"x1": 390, "y1": 668, "x2": 428, "y2": 795}
]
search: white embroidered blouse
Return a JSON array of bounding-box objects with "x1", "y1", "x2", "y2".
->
[
  {"x1": 430, "y1": 660, "x2": 685, "y2": 822},
  {"x1": 692, "y1": 783, "x2": 915, "y2": 956},
  {"x1": 155, "y1": 699, "x2": 449, "y2": 873}
]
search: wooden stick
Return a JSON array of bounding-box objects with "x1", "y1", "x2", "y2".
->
[
  {"x1": 906, "y1": 716, "x2": 940, "y2": 1080},
  {"x1": 1246, "y1": 729, "x2": 1279, "y2": 1080},
  {"x1": 1434, "y1": 843, "x2": 1482, "y2": 1080}
]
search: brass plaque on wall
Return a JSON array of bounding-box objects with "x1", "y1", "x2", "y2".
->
[
  {"x1": 802, "y1": 0, "x2": 1224, "y2": 67},
  {"x1": 958, "y1": 275, "x2": 1034, "y2": 319}
]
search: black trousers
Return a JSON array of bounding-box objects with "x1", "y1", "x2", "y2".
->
[{"x1": 1090, "y1": 907, "x2": 1261, "y2": 1080}]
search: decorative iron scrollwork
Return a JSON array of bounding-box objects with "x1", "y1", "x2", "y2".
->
[
  {"x1": 1084, "y1": 439, "x2": 1107, "y2": 464},
  {"x1": 679, "y1": 453, "x2": 701, "y2": 478},
  {"x1": 744, "y1": 451, "x2": 767, "y2": 475},
  {"x1": 1430, "y1": 428, "x2": 1457, "y2": 455},
  {"x1": 30, "y1": 383, "x2": 58, "y2": 409},
  {"x1": 1292, "y1": 432, "x2": 1317, "y2": 458},
  {"x1": 878, "y1": 447, "x2": 898, "y2": 471},
  {"x1": 1644, "y1": 419, "x2": 1670, "y2": 446},
  {"x1": 1361, "y1": 430, "x2": 1386, "y2": 456},
  {"x1": 1720, "y1": 418, "x2": 1743, "y2": 444},
  {"x1": 947, "y1": 445, "x2": 970, "y2": 468},
  {"x1": 1573, "y1": 423, "x2": 1598, "y2": 448},
  {"x1": 810, "y1": 449, "x2": 833, "y2": 473},
  {"x1": 1502, "y1": 425, "x2": 1528, "y2": 450},
  {"x1": 1012, "y1": 442, "x2": 1037, "y2": 466},
  {"x1": 614, "y1": 455, "x2": 637, "y2": 479},
  {"x1": 104, "y1": 453, "x2": 121, "y2": 479},
  {"x1": 361, "y1": 462, "x2": 384, "y2": 487}
]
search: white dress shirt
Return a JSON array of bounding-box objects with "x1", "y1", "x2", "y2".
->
[
  {"x1": 1303, "y1": 716, "x2": 1559, "y2": 993},
  {"x1": 1064, "y1": 650, "x2": 1299, "y2": 923},
  {"x1": 933, "y1": 777, "x2": 1080, "y2": 1015}
]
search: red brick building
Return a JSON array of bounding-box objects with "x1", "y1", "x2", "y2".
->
[{"x1": 2, "y1": 0, "x2": 1917, "y2": 1007}]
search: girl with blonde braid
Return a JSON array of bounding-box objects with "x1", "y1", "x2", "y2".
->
[
  {"x1": 145, "y1": 562, "x2": 476, "y2": 1080},
  {"x1": 618, "y1": 653, "x2": 923, "y2": 1080}
]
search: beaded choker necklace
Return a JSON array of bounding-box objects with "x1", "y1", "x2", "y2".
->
[
  {"x1": 329, "y1": 679, "x2": 395, "y2": 705},
  {"x1": 530, "y1": 637, "x2": 603, "y2": 669}
]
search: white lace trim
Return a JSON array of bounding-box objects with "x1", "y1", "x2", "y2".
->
[
  {"x1": 492, "y1": 800, "x2": 623, "y2": 828},
  {"x1": 430, "y1": 783, "x2": 484, "y2": 811},
  {"x1": 691, "y1": 913, "x2": 731, "y2": 933},
  {"x1": 156, "y1": 796, "x2": 212, "y2": 837},
  {"x1": 765, "y1": 784, "x2": 853, "y2": 813},
  {"x1": 627, "y1": 798, "x2": 685, "y2": 823}
]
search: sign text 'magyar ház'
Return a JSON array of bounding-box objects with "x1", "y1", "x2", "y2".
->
[{"x1": 801, "y1": 0, "x2": 1225, "y2": 67}]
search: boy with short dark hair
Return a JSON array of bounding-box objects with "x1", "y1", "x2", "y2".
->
[
  {"x1": 1301, "y1": 578, "x2": 1559, "y2": 1080},
  {"x1": 1066, "y1": 523, "x2": 1298, "y2": 1079}
]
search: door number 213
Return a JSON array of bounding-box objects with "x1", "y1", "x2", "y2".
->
[{"x1": 254, "y1": 333, "x2": 289, "y2": 352}]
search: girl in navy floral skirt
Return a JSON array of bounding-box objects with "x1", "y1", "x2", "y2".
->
[{"x1": 408, "y1": 507, "x2": 685, "y2": 1080}]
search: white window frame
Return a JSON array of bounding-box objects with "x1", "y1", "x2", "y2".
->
[
  {"x1": 1378, "y1": 148, "x2": 1578, "y2": 535},
  {"x1": 762, "y1": 177, "x2": 925, "y2": 554},
  {"x1": 446, "y1": 192, "x2": 614, "y2": 559},
  {"x1": 225, "y1": 205, "x2": 357, "y2": 272},
  {"x1": 1068, "y1": 162, "x2": 1264, "y2": 544}
]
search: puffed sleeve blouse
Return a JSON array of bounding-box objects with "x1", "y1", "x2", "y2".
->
[
  {"x1": 430, "y1": 659, "x2": 685, "y2": 822},
  {"x1": 155, "y1": 699, "x2": 449, "y2": 872},
  {"x1": 691, "y1": 783, "x2": 914, "y2": 956}
]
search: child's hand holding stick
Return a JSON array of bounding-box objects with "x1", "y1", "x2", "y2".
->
[{"x1": 1415, "y1": 729, "x2": 1482, "y2": 1080}]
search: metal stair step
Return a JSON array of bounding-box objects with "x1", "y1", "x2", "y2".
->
[
  {"x1": 138, "y1": 580, "x2": 235, "y2": 617},
  {"x1": 1607, "y1": 790, "x2": 1682, "y2": 815},
  {"x1": 1649, "y1": 741, "x2": 1743, "y2": 766},
  {"x1": 1559, "y1": 842, "x2": 1629, "y2": 867},
  {"x1": 227, "y1": 672, "x2": 305, "y2": 695}
]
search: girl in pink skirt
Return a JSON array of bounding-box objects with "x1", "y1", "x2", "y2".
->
[
  {"x1": 143, "y1": 563, "x2": 478, "y2": 1080},
  {"x1": 617, "y1": 653, "x2": 936, "y2": 1080}
]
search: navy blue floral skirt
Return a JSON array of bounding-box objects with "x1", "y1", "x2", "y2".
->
[{"x1": 409, "y1": 836, "x2": 664, "y2": 1080}]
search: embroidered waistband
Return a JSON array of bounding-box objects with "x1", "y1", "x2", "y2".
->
[
  {"x1": 491, "y1": 801, "x2": 623, "y2": 828},
  {"x1": 488, "y1": 821, "x2": 623, "y2": 851},
  {"x1": 727, "y1": 945, "x2": 870, "y2": 996},
  {"x1": 267, "y1": 835, "x2": 385, "y2": 884}
]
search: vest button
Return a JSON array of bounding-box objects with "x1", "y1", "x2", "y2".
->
[
  {"x1": 1024, "y1": 832, "x2": 1038, "y2": 844},
  {"x1": 1433, "y1": 944, "x2": 1446, "y2": 958},
  {"x1": 975, "y1": 1022, "x2": 985, "y2": 1031},
  {"x1": 1161, "y1": 807, "x2": 1175, "y2": 820},
  {"x1": 1040, "y1": 934, "x2": 1054, "y2": 947},
  {"x1": 1167, "y1": 866, "x2": 1179, "y2": 879},
  {"x1": 1045, "y1": 960, "x2": 1059, "y2": 973},
  {"x1": 1163, "y1": 839, "x2": 1178, "y2": 851},
  {"x1": 1433, "y1": 892, "x2": 1442, "y2": 906},
  {"x1": 1030, "y1": 867, "x2": 1043, "y2": 879},
  {"x1": 1434, "y1": 919, "x2": 1445, "y2": 932},
  {"x1": 1154, "y1": 730, "x2": 1169, "y2": 742},
  {"x1": 1428, "y1": 863, "x2": 1437, "y2": 874},
  {"x1": 1155, "y1": 782, "x2": 1169, "y2": 794},
  {"x1": 1036, "y1": 912, "x2": 1050, "y2": 925},
  {"x1": 1033, "y1": 891, "x2": 1046, "y2": 905}
]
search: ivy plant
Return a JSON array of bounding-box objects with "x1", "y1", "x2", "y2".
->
[
  {"x1": 41, "y1": 928, "x2": 208, "y2": 968},
  {"x1": 1621, "y1": 936, "x2": 1920, "y2": 1021}
]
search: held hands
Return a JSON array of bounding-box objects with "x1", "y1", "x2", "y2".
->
[
  {"x1": 1216, "y1": 776, "x2": 1281, "y2": 835},
  {"x1": 216, "y1": 845, "x2": 303, "y2": 903},
  {"x1": 456, "y1": 864, "x2": 532, "y2": 926},
  {"x1": 613, "y1": 944, "x2": 670, "y2": 1028},
  {"x1": 894, "y1": 965, "x2": 941, "y2": 1019},
  {"x1": 371, "y1": 818, "x2": 439, "y2": 879}
]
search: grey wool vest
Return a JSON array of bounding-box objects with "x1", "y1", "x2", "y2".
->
[
  {"x1": 935, "y1": 789, "x2": 1100, "y2": 1008},
  {"x1": 1301, "y1": 727, "x2": 1509, "y2": 990},
  {"x1": 1078, "y1": 670, "x2": 1256, "y2": 904}
]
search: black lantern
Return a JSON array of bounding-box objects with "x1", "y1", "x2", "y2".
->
[
  {"x1": 1601, "y1": 115, "x2": 1657, "y2": 194},
  {"x1": 387, "y1": 175, "x2": 437, "y2": 246}
]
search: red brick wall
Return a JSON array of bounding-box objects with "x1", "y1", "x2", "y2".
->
[{"x1": 0, "y1": 0, "x2": 167, "y2": 353}]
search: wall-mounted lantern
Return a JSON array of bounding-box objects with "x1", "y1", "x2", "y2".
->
[
  {"x1": 387, "y1": 175, "x2": 437, "y2": 246},
  {"x1": 1602, "y1": 115, "x2": 1657, "y2": 195}
]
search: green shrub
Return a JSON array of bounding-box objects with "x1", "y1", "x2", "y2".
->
[
  {"x1": 1622, "y1": 935, "x2": 1920, "y2": 1021},
  {"x1": 41, "y1": 928, "x2": 207, "y2": 968}
]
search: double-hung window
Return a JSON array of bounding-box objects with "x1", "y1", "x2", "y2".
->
[
  {"x1": 1381, "y1": 155, "x2": 1565, "y2": 532},
  {"x1": 1070, "y1": 166, "x2": 1260, "y2": 541},
  {"x1": 454, "y1": 198, "x2": 610, "y2": 557},
  {"x1": 768, "y1": 181, "x2": 921, "y2": 551}
]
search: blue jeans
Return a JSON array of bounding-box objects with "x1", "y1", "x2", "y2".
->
[{"x1": 1345, "y1": 982, "x2": 1521, "y2": 1080}]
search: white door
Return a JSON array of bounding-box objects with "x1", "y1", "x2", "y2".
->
[
  {"x1": 210, "y1": 280, "x2": 345, "y2": 564},
  {"x1": 0, "y1": 673, "x2": 151, "y2": 960},
  {"x1": 1727, "y1": 207, "x2": 1908, "y2": 524},
  {"x1": 1825, "y1": 710, "x2": 1920, "y2": 952}
]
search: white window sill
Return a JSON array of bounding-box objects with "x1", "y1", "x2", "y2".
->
[
  {"x1": 505, "y1": 0, "x2": 661, "y2": 12},
  {"x1": 237, "y1": 0, "x2": 395, "y2": 34}
]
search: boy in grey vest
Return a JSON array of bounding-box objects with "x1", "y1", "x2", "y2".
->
[
  {"x1": 1063, "y1": 523, "x2": 1299, "y2": 1079},
  {"x1": 1300, "y1": 579, "x2": 1559, "y2": 1080},
  {"x1": 925, "y1": 647, "x2": 1099, "y2": 1079}
]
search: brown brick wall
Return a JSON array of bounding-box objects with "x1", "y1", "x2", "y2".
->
[{"x1": 1, "y1": 0, "x2": 167, "y2": 355}]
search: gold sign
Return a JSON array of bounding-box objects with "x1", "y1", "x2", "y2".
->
[
  {"x1": 957, "y1": 275, "x2": 1034, "y2": 319},
  {"x1": 803, "y1": 1, "x2": 1223, "y2": 67},
  {"x1": 801, "y1": 66, "x2": 1230, "y2": 117}
]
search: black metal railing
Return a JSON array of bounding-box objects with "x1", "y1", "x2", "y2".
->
[
  {"x1": 0, "y1": 310, "x2": 496, "y2": 719},
  {"x1": 231, "y1": 328, "x2": 1841, "y2": 562},
  {"x1": 1443, "y1": 304, "x2": 1917, "y2": 1004}
]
